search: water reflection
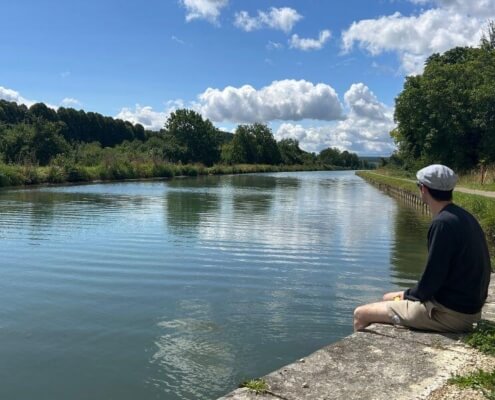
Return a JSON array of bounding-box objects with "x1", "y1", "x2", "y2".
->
[
  {"x1": 0, "y1": 171, "x2": 432, "y2": 400},
  {"x1": 164, "y1": 191, "x2": 220, "y2": 237},
  {"x1": 150, "y1": 300, "x2": 235, "y2": 400},
  {"x1": 389, "y1": 206, "x2": 430, "y2": 287}
]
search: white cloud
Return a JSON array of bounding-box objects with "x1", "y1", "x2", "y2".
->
[
  {"x1": 115, "y1": 82, "x2": 395, "y2": 155},
  {"x1": 197, "y1": 79, "x2": 343, "y2": 123},
  {"x1": 115, "y1": 100, "x2": 185, "y2": 131},
  {"x1": 289, "y1": 30, "x2": 331, "y2": 51},
  {"x1": 180, "y1": 0, "x2": 228, "y2": 24},
  {"x1": 60, "y1": 97, "x2": 81, "y2": 107},
  {"x1": 234, "y1": 7, "x2": 302, "y2": 33},
  {"x1": 411, "y1": 0, "x2": 495, "y2": 17},
  {"x1": 275, "y1": 83, "x2": 396, "y2": 155},
  {"x1": 0, "y1": 86, "x2": 35, "y2": 107},
  {"x1": 342, "y1": 5, "x2": 488, "y2": 75}
]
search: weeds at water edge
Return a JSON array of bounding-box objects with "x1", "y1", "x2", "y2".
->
[{"x1": 240, "y1": 379, "x2": 268, "y2": 394}]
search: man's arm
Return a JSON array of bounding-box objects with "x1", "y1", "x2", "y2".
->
[{"x1": 404, "y1": 220, "x2": 456, "y2": 302}]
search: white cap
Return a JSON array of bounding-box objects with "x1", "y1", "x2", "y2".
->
[{"x1": 416, "y1": 164, "x2": 457, "y2": 191}]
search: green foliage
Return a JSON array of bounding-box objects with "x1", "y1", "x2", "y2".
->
[
  {"x1": 393, "y1": 37, "x2": 495, "y2": 171},
  {"x1": 464, "y1": 320, "x2": 495, "y2": 356},
  {"x1": 449, "y1": 369, "x2": 495, "y2": 399},
  {"x1": 164, "y1": 109, "x2": 221, "y2": 166},
  {"x1": 226, "y1": 123, "x2": 281, "y2": 165},
  {"x1": 240, "y1": 379, "x2": 268, "y2": 394},
  {"x1": 318, "y1": 147, "x2": 361, "y2": 168},
  {"x1": 278, "y1": 138, "x2": 304, "y2": 165}
]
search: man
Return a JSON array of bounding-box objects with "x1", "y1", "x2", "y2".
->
[{"x1": 354, "y1": 164, "x2": 492, "y2": 332}]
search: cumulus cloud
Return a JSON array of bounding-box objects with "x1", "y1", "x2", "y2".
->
[
  {"x1": 115, "y1": 100, "x2": 185, "y2": 131},
  {"x1": 342, "y1": 4, "x2": 489, "y2": 75},
  {"x1": 197, "y1": 79, "x2": 343, "y2": 123},
  {"x1": 275, "y1": 83, "x2": 396, "y2": 155},
  {"x1": 115, "y1": 82, "x2": 395, "y2": 155},
  {"x1": 289, "y1": 30, "x2": 331, "y2": 51},
  {"x1": 411, "y1": 0, "x2": 495, "y2": 16},
  {"x1": 0, "y1": 86, "x2": 35, "y2": 106},
  {"x1": 180, "y1": 0, "x2": 228, "y2": 24},
  {"x1": 234, "y1": 7, "x2": 302, "y2": 33}
]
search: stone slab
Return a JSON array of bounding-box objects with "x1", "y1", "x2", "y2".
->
[{"x1": 219, "y1": 274, "x2": 495, "y2": 399}]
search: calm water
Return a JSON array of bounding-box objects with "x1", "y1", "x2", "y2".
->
[{"x1": 0, "y1": 171, "x2": 431, "y2": 399}]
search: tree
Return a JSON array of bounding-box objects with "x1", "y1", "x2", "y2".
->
[
  {"x1": 28, "y1": 103, "x2": 58, "y2": 122},
  {"x1": 277, "y1": 138, "x2": 304, "y2": 165},
  {"x1": 250, "y1": 123, "x2": 281, "y2": 164},
  {"x1": 227, "y1": 123, "x2": 281, "y2": 165},
  {"x1": 31, "y1": 121, "x2": 70, "y2": 165},
  {"x1": 393, "y1": 39, "x2": 495, "y2": 171},
  {"x1": 164, "y1": 109, "x2": 221, "y2": 166},
  {"x1": 318, "y1": 147, "x2": 342, "y2": 165}
]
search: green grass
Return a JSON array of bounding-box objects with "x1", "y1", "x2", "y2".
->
[
  {"x1": 240, "y1": 379, "x2": 268, "y2": 394},
  {"x1": 356, "y1": 170, "x2": 495, "y2": 251},
  {"x1": 446, "y1": 321, "x2": 495, "y2": 399},
  {"x1": 464, "y1": 320, "x2": 495, "y2": 356},
  {"x1": 449, "y1": 369, "x2": 495, "y2": 399},
  {"x1": 0, "y1": 161, "x2": 338, "y2": 189}
]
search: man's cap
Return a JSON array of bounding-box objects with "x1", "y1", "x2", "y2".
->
[{"x1": 416, "y1": 164, "x2": 457, "y2": 191}]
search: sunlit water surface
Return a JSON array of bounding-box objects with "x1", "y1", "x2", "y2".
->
[{"x1": 0, "y1": 171, "x2": 430, "y2": 399}]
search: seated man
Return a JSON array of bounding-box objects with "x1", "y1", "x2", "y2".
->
[{"x1": 354, "y1": 164, "x2": 492, "y2": 332}]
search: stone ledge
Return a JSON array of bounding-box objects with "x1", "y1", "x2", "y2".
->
[{"x1": 218, "y1": 274, "x2": 495, "y2": 400}]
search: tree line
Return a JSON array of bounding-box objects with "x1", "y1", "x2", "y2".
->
[
  {"x1": 0, "y1": 102, "x2": 369, "y2": 170},
  {"x1": 390, "y1": 22, "x2": 495, "y2": 172}
]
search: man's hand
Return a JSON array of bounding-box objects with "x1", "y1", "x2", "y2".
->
[{"x1": 382, "y1": 291, "x2": 404, "y2": 301}]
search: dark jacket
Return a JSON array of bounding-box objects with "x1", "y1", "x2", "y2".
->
[{"x1": 404, "y1": 203, "x2": 492, "y2": 314}]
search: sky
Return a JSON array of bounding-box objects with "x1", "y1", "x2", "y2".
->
[{"x1": 0, "y1": 0, "x2": 493, "y2": 156}]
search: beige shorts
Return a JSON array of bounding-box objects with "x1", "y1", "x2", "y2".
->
[{"x1": 387, "y1": 299, "x2": 481, "y2": 333}]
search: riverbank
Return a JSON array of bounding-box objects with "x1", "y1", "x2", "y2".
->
[
  {"x1": 218, "y1": 172, "x2": 495, "y2": 400},
  {"x1": 356, "y1": 171, "x2": 495, "y2": 253},
  {"x1": 0, "y1": 161, "x2": 340, "y2": 189},
  {"x1": 219, "y1": 274, "x2": 495, "y2": 400}
]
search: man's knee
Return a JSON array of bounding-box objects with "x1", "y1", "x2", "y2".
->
[{"x1": 353, "y1": 305, "x2": 365, "y2": 322}]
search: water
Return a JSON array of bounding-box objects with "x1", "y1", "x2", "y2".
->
[{"x1": 0, "y1": 171, "x2": 431, "y2": 399}]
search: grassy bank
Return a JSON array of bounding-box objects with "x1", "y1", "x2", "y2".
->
[
  {"x1": 356, "y1": 171, "x2": 495, "y2": 252},
  {"x1": 0, "y1": 161, "x2": 338, "y2": 189}
]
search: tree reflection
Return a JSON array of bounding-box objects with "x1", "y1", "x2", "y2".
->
[
  {"x1": 389, "y1": 206, "x2": 430, "y2": 287},
  {"x1": 165, "y1": 190, "x2": 220, "y2": 237}
]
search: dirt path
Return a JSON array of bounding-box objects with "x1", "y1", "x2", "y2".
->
[
  {"x1": 455, "y1": 187, "x2": 495, "y2": 198},
  {"x1": 366, "y1": 172, "x2": 495, "y2": 199}
]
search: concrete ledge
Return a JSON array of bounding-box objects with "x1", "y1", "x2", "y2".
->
[{"x1": 219, "y1": 275, "x2": 495, "y2": 400}]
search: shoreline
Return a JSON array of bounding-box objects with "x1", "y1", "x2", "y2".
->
[
  {"x1": 218, "y1": 172, "x2": 495, "y2": 400},
  {"x1": 0, "y1": 163, "x2": 348, "y2": 191}
]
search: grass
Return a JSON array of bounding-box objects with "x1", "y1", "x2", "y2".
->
[
  {"x1": 449, "y1": 369, "x2": 495, "y2": 399},
  {"x1": 447, "y1": 321, "x2": 495, "y2": 399},
  {"x1": 0, "y1": 161, "x2": 338, "y2": 189},
  {"x1": 356, "y1": 170, "x2": 495, "y2": 251},
  {"x1": 240, "y1": 379, "x2": 268, "y2": 394},
  {"x1": 464, "y1": 320, "x2": 495, "y2": 356}
]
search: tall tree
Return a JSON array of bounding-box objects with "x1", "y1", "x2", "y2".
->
[
  {"x1": 393, "y1": 40, "x2": 495, "y2": 171},
  {"x1": 164, "y1": 109, "x2": 221, "y2": 166}
]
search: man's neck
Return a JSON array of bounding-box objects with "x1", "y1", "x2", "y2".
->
[{"x1": 429, "y1": 200, "x2": 453, "y2": 217}]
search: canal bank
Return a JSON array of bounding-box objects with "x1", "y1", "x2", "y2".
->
[
  {"x1": 218, "y1": 171, "x2": 495, "y2": 400},
  {"x1": 219, "y1": 282, "x2": 495, "y2": 400}
]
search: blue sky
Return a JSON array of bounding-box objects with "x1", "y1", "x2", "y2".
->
[{"x1": 0, "y1": 0, "x2": 491, "y2": 155}]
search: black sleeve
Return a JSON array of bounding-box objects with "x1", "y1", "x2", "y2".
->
[{"x1": 403, "y1": 220, "x2": 456, "y2": 302}]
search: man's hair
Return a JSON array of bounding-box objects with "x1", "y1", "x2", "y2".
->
[{"x1": 425, "y1": 186, "x2": 453, "y2": 201}]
